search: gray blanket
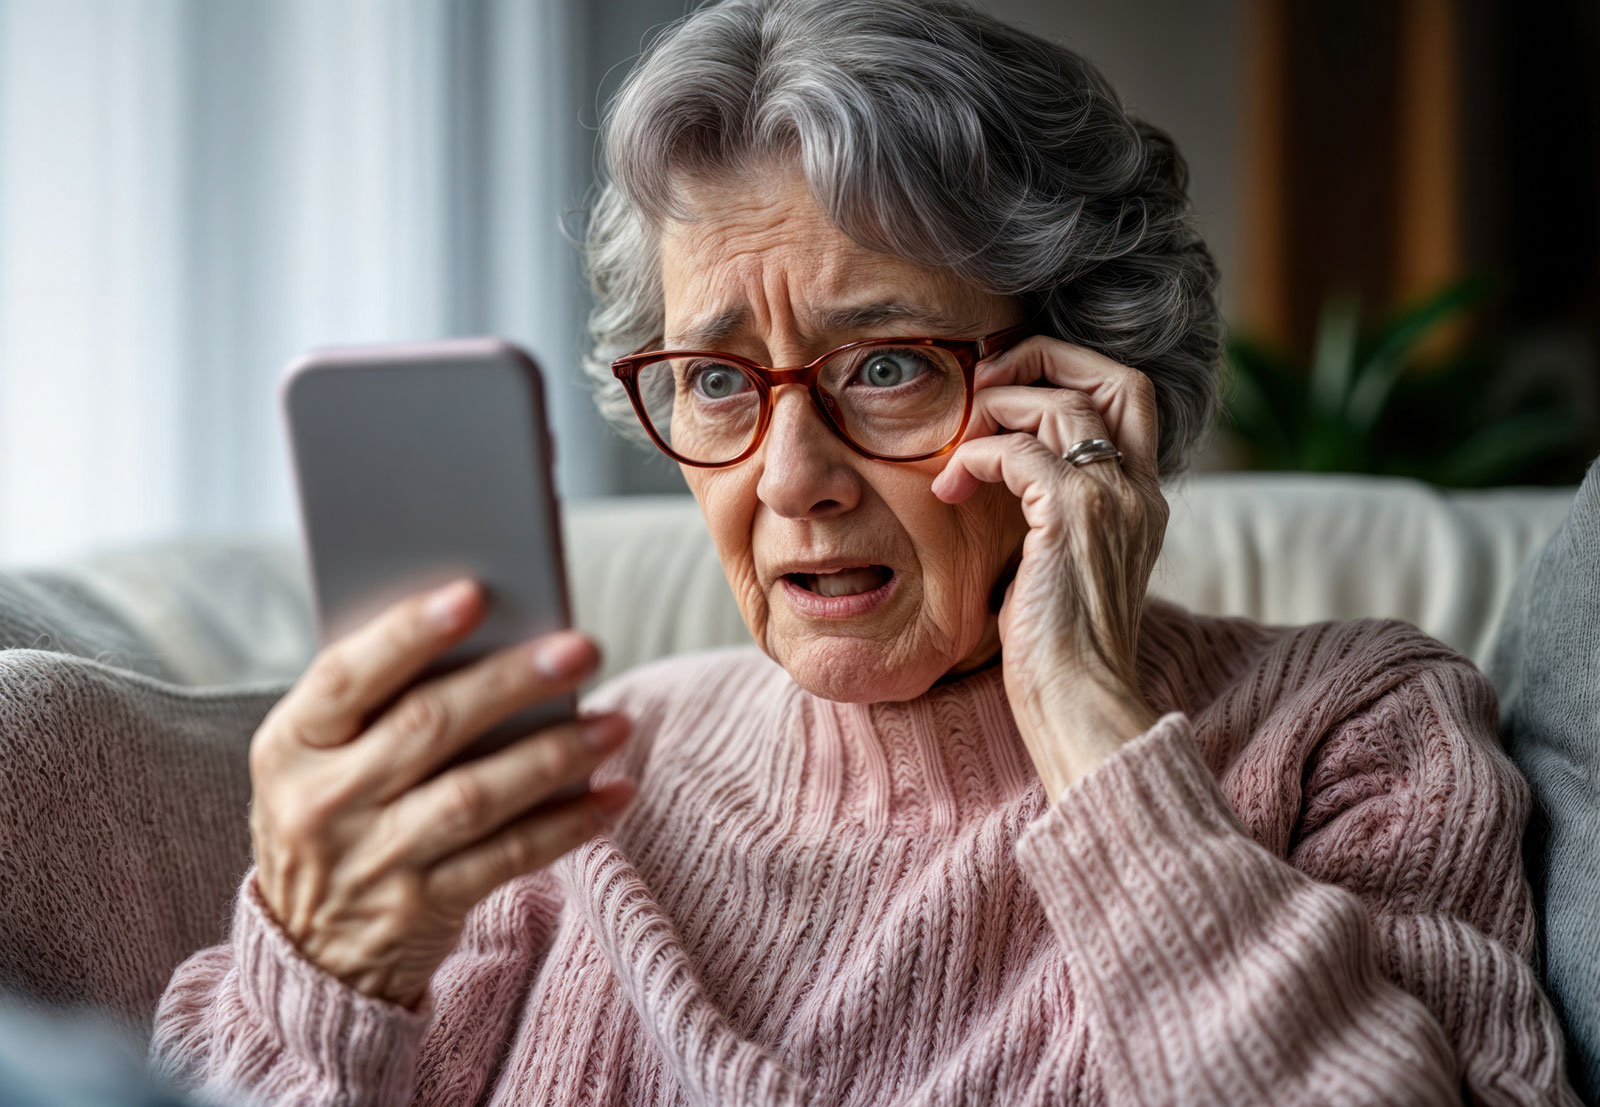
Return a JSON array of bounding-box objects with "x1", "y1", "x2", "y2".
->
[
  {"x1": 1489, "y1": 454, "x2": 1600, "y2": 1103},
  {"x1": 0, "y1": 555, "x2": 297, "y2": 1044},
  {"x1": 0, "y1": 647, "x2": 284, "y2": 1041}
]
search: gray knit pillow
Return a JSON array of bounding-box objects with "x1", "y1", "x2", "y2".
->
[
  {"x1": 1487, "y1": 454, "x2": 1600, "y2": 1103},
  {"x1": 0, "y1": 650, "x2": 285, "y2": 1041},
  {"x1": 0, "y1": 548, "x2": 302, "y2": 1044}
]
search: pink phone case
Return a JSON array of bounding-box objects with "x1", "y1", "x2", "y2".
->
[{"x1": 279, "y1": 336, "x2": 581, "y2": 795}]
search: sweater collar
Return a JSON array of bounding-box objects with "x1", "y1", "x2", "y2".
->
[{"x1": 785, "y1": 658, "x2": 1046, "y2": 835}]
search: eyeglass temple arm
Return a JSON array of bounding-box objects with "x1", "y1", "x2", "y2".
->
[{"x1": 976, "y1": 320, "x2": 1034, "y2": 360}]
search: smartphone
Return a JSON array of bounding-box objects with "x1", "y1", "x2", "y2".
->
[{"x1": 279, "y1": 336, "x2": 578, "y2": 788}]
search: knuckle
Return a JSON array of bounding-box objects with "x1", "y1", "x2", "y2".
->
[
  {"x1": 304, "y1": 652, "x2": 357, "y2": 712},
  {"x1": 542, "y1": 729, "x2": 585, "y2": 781},
  {"x1": 437, "y1": 772, "x2": 493, "y2": 839},
  {"x1": 1002, "y1": 431, "x2": 1041, "y2": 457},
  {"x1": 272, "y1": 792, "x2": 337, "y2": 844},
  {"x1": 1057, "y1": 389, "x2": 1098, "y2": 418},
  {"x1": 1078, "y1": 480, "x2": 1116, "y2": 522},
  {"x1": 486, "y1": 651, "x2": 534, "y2": 700},
  {"x1": 493, "y1": 827, "x2": 538, "y2": 878},
  {"x1": 1129, "y1": 368, "x2": 1158, "y2": 403},
  {"x1": 1011, "y1": 334, "x2": 1051, "y2": 358},
  {"x1": 1022, "y1": 435, "x2": 1060, "y2": 465},
  {"x1": 396, "y1": 692, "x2": 454, "y2": 746}
]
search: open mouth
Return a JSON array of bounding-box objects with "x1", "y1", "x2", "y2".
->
[{"x1": 784, "y1": 565, "x2": 894, "y2": 597}]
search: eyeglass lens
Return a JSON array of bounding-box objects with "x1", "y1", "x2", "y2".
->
[{"x1": 634, "y1": 343, "x2": 966, "y2": 463}]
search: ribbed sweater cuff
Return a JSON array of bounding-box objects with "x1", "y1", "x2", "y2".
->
[
  {"x1": 1013, "y1": 711, "x2": 1261, "y2": 979},
  {"x1": 232, "y1": 867, "x2": 431, "y2": 1101},
  {"x1": 1014, "y1": 712, "x2": 1304, "y2": 1098},
  {"x1": 1014, "y1": 711, "x2": 1236, "y2": 870}
]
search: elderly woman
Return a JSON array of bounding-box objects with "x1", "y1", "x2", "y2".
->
[{"x1": 151, "y1": 1, "x2": 1577, "y2": 1104}]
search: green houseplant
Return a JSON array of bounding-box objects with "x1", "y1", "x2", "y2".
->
[{"x1": 1221, "y1": 273, "x2": 1585, "y2": 486}]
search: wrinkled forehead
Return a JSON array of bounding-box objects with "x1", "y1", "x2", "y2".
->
[{"x1": 658, "y1": 172, "x2": 986, "y2": 352}]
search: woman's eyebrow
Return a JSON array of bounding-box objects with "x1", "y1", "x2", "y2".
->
[
  {"x1": 813, "y1": 301, "x2": 969, "y2": 334},
  {"x1": 667, "y1": 306, "x2": 747, "y2": 349},
  {"x1": 667, "y1": 300, "x2": 967, "y2": 348}
]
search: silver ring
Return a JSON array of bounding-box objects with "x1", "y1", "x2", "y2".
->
[{"x1": 1063, "y1": 437, "x2": 1123, "y2": 466}]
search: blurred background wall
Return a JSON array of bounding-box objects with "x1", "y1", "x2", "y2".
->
[{"x1": 1, "y1": 0, "x2": 1596, "y2": 563}]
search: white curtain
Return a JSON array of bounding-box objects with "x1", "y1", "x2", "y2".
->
[{"x1": 0, "y1": 0, "x2": 675, "y2": 567}]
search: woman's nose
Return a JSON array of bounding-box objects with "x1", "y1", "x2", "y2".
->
[{"x1": 755, "y1": 386, "x2": 861, "y2": 519}]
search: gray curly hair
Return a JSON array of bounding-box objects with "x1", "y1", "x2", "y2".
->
[{"x1": 581, "y1": 0, "x2": 1224, "y2": 476}]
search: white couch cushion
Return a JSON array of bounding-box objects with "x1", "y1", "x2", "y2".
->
[{"x1": 1151, "y1": 473, "x2": 1575, "y2": 666}]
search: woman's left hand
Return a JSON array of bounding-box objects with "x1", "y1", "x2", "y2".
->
[{"x1": 929, "y1": 335, "x2": 1169, "y2": 800}]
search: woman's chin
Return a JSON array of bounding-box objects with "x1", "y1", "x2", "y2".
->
[{"x1": 767, "y1": 631, "x2": 949, "y2": 704}]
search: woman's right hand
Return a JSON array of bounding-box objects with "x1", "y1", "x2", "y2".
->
[{"x1": 246, "y1": 577, "x2": 635, "y2": 1011}]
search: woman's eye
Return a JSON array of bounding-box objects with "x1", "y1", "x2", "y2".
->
[
  {"x1": 854, "y1": 351, "x2": 929, "y2": 388},
  {"x1": 688, "y1": 363, "x2": 751, "y2": 400}
]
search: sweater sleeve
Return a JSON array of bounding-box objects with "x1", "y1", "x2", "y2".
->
[
  {"x1": 1012, "y1": 662, "x2": 1579, "y2": 1107},
  {"x1": 147, "y1": 669, "x2": 656, "y2": 1107},
  {"x1": 148, "y1": 863, "x2": 565, "y2": 1107}
]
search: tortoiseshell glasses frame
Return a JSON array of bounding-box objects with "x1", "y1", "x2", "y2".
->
[{"x1": 609, "y1": 321, "x2": 1033, "y2": 468}]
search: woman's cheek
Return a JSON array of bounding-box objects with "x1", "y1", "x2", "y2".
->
[
  {"x1": 687, "y1": 466, "x2": 770, "y2": 644},
  {"x1": 958, "y1": 486, "x2": 1025, "y2": 610},
  {"x1": 727, "y1": 558, "x2": 768, "y2": 638},
  {"x1": 900, "y1": 493, "x2": 985, "y2": 644}
]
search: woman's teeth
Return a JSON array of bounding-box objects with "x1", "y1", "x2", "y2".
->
[{"x1": 793, "y1": 566, "x2": 892, "y2": 596}]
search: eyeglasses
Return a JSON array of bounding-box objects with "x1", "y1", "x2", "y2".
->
[{"x1": 611, "y1": 322, "x2": 1032, "y2": 467}]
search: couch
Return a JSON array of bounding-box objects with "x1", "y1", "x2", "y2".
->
[{"x1": 0, "y1": 471, "x2": 1580, "y2": 1051}]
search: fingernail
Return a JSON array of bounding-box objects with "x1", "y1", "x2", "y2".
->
[
  {"x1": 425, "y1": 579, "x2": 477, "y2": 630},
  {"x1": 532, "y1": 631, "x2": 596, "y2": 680},
  {"x1": 581, "y1": 714, "x2": 629, "y2": 750},
  {"x1": 594, "y1": 779, "x2": 636, "y2": 819}
]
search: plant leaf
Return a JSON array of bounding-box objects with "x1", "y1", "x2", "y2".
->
[
  {"x1": 1422, "y1": 408, "x2": 1580, "y2": 486},
  {"x1": 1308, "y1": 291, "x2": 1362, "y2": 422},
  {"x1": 1224, "y1": 336, "x2": 1305, "y2": 454},
  {"x1": 1344, "y1": 272, "x2": 1498, "y2": 434},
  {"x1": 1219, "y1": 363, "x2": 1283, "y2": 462}
]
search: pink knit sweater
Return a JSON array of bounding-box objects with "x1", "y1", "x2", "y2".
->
[{"x1": 149, "y1": 599, "x2": 1577, "y2": 1105}]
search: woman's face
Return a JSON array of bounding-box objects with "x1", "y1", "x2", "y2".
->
[{"x1": 661, "y1": 168, "x2": 1028, "y2": 703}]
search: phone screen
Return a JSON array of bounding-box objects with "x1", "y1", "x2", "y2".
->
[{"x1": 280, "y1": 337, "x2": 576, "y2": 779}]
